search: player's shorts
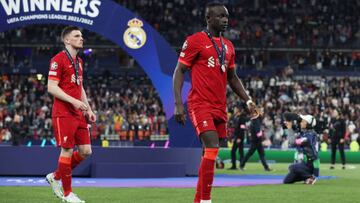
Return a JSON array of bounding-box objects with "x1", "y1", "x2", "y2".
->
[
  {"x1": 188, "y1": 109, "x2": 227, "y2": 138},
  {"x1": 52, "y1": 116, "x2": 90, "y2": 148}
]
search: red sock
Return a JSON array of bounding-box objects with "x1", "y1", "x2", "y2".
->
[
  {"x1": 58, "y1": 156, "x2": 72, "y2": 196},
  {"x1": 194, "y1": 158, "x2": 203, "y2": 203},
  {"x1": 54, "y1": 170, "x2": 61, "y2": 180},
  {"x1": 201, "y1": 148, "x2": 218, "y2": 201},
  {"x1": 54, "y1": 151, "x2": 84, "y2": 180},
  {"x1": 71, "y1": 151, "x2": 84, "y2": 169}
]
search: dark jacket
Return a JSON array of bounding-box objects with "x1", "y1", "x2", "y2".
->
[
  {"x1": 234, "y1": 114, "x2": 248, "y2": 140},
  {"x1": 330, "y1": 118, "x2": 346, "y2": 141},
  {"x1": 296, "y1": 129, "x2": 319, "y2": 177},
  {"x1": 249, "y1": 117, "x2": 263, "y2": 143}
]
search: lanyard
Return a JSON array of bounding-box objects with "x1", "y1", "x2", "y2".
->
[
  {"x1": 64, "y1": 48, "x2": 80, "y2": 85},
  {"x1": 204, "y1": 29, "x2": 226, "y2": 72}
]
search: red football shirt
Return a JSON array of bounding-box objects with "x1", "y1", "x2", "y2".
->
[
  {"x1": 48, "y1": 51, "x2": 84, "y2": 118},
  {"x1": 178, "y1": 31, "x2": 235, "y2": 121}
]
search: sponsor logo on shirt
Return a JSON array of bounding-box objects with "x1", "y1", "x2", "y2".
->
[
  {"x1": 71, "y1": 74, "x2": 82, "y2": 84},
  {"x1": 71, "y1": 74, "x2": 76, "y2": 83},
  {"x1": 207, "y1": 56, "x2": 215, "y2": 68},
  {"x1": 205, "y1": 45, "x2": 213, "y2": 49},
  {"x1": 180, "y1": 52, "x2": 185, "y2": 57}
]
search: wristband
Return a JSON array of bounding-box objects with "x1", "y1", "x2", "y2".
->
[{"x1": 246, "y1": 99, "x2": 253, "y2": 106}]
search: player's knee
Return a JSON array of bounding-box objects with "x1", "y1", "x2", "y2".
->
[
  {"x1": 204, "y1": 148, "x2": 219, "y2": 160},
  {"x1": 79, "y1": 148, "x2": 92, "y2": 158},
  {"x1": 200, "y1": 131, "x2": 219, "y2": 148},
  {"x1": 61, "y1": 147, "x2": 73, "y2": 157}
]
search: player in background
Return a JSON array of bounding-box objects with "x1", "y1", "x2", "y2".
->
[
  {"x1": 46, "y1": 26, "x2": 96, "y2": 203},
  {"x1": 173, "y1": 2, "x2": 258, "y2": 203}
]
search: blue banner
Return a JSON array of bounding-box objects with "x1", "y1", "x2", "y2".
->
[{"x1": 0, "y1": 0, "x2": 198, "y2": 147}]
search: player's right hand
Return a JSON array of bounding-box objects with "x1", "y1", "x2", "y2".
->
[
  {"x1": 73, "y1": 99, "x2": 88, "y2": 111},
  {"x1": 174, "y1": 103, "x2": 186, "y2": 125}
]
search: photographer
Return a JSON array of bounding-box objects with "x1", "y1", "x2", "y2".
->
[{"x1": 283, "y1": 113, "x2": 320, "y2": 185}]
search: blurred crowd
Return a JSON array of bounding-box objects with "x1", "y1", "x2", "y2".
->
[
  {"x1": 1, "y1": 71, "x2": 360, "y2": 149},
  {"x1": 1, "y1": 46, "x2": 359, "y2": 74},
  {"x1": 1, "y1": 0, "x2": 360, "y2": 72},
  {"x1": 227, "y1": 70, "x2": 360, "y2": 149},
  {"x1": 236, "y1": 49, "x2": 360, "y2": 71},
  {"x1": 119, "y1": 0, "x2": 360, "y2": 48},
  {"x1": 0, "y1": 74, "x2": 168, "y2": 146},
  {"x1": 0, "y1": 0, "x2": 359, "y2": 148},
  {"x1": 1, "y1": 0, "x2": 359, "y2": 48}
]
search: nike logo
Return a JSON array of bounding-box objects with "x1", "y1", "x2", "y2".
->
[{"x1": 205, "y1": 45, "x2": 213, "y2": 49}]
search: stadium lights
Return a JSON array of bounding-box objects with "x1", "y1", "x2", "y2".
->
[
  {"x1": 83, "y1": 48, "x2": 93, "y2": 55},
  {"x1": 36, "y1": 74, "x2": 43, "y2": 81}
]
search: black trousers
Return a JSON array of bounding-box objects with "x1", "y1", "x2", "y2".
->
[
  {"x1": 240, "y1": 141, "x2": 269, "y2": 170},
  {"x1": 283, "y1": 163, "x2": 313, "y2": 184},
  {"x1": 231, "y1": 137, "x2": 244, "y2": 167},
  {"x1": 331, "y1": 141, "x2": 346, "y2": 165}
]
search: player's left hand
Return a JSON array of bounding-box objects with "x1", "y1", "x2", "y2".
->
[
  {"x1": 246, "y1": 100, "x2": 256, "y2": 112},
  {"x1": 340, "y1": 138, "x2": 345, "y2": 144},
  {"x1": 85, "y1": 110, "x2": 96, "y2": 123}
]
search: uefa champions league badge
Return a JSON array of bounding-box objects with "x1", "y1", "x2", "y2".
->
[
  {"x1": 50, "y1": 62, "x2": 58, "y2": 70},
  {"x1": 123, "y1": 18, "x2": 147, "y2": 49}
]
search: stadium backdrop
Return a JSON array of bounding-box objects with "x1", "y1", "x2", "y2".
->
[{"x1": 0, "y1": 0, "x2": 200, "y2": 147}]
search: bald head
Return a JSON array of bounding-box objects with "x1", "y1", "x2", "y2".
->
[{"x1": 205, "y1": 2, "x2": 229, "y2": 34}]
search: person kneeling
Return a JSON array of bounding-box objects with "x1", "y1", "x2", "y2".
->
[{"x1": 283, "y1": 113, "x2": 320, "y2": 185}]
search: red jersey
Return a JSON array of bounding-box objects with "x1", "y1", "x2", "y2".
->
[
  {"x1": 48, "y1": 51, "x2": 84, "y2": 118},
  {"x1": 178, "y1": 31, "x2": 235, "y2": 121}
]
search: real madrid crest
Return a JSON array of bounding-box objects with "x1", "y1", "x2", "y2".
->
[{"x1": 123, "y1": 18, "x2": 147, "y2": 49}]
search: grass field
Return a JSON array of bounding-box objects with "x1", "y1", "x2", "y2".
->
[{"x1": 0, "y1": 163, "x2": 359, "y2": 203}]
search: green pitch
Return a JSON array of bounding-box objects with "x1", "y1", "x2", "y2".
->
[{"x1": 0, "y1": 163, "x2": 359, "y2": 203}]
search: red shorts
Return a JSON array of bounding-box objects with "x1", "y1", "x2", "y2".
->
[
  {"x1": 52, "y1": 117, "x2": 90, "y2": 148},
  {"x1": 188, "y1": 109, "x2": 227, "y2": 138}
]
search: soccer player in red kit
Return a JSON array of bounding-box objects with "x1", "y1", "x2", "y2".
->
[
  {"x1": 173, "y1": 3, "x2": 257, "y2": 203},
  {"x1": 46, "y1": 26, "x2": 96, "y2": 203}
]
